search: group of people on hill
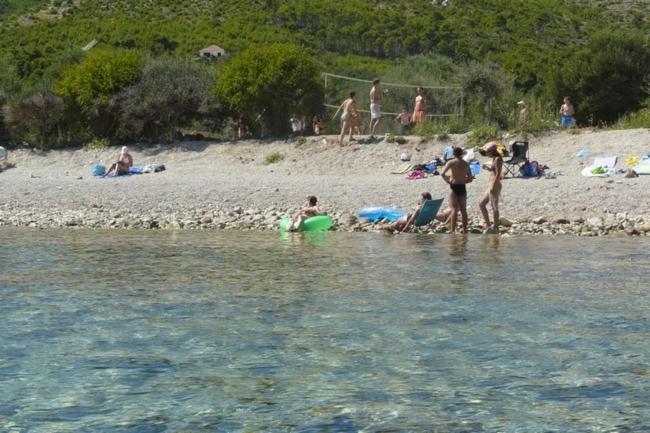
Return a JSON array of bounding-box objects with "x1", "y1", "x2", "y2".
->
[{"x1": 333, "y1": 80, "x2": 429, "y2": 146}]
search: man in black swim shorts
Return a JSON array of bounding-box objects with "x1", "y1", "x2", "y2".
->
[{"x1": 440, "y1": 147, "x2": 473, "y2": 233}]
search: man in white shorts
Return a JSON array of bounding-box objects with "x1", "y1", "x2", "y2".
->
[{"x1": 369, "y1": 79, "x2": 381, "y2": 138}]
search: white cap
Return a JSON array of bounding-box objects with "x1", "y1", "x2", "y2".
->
[
  {"x1": 121, "y1": 146, "x2": 128, "y2": 153},
  {"x1": 517, "y1": 100, "x2": 525, "y2": 105}
]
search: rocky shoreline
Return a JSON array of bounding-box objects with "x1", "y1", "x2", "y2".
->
[{"x1": 2, "y1": 203, "x2": 649, "y2": 237}]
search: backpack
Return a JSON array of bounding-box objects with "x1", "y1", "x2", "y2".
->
[{"x1": 520, "y1": 160, "x2": 539, "y2": 177}]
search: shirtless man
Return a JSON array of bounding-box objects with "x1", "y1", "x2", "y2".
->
[
  {"x1": 412, "y1": 87, "x2": 427, "y2": 124},
  {"x1": 333, "y1": 91, "x2": 357, "y2": 146},
  {"x1": 559, "y1": 96, "x2": 575, "y2": 128},
  {"x1": 369, "y1": 79, "x2": 381, "y2": 137},
  {"x1": 439, "y1": 147, "x2": 473, "y2": 233},
  {"x1": 106, "y1": 146, "x2": 133, "y2": 176}
]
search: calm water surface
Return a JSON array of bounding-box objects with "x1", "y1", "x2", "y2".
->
[{"x1": 0, "y1": 228, "x2": 648, "y2": 432}]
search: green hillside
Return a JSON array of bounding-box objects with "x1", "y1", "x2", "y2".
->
[
  {"x1": 1, "y1": 0, "x2": 647, "y2": 86},
  {"x1": 0, "y1": 0, "x2": 647, "y2": 147}
]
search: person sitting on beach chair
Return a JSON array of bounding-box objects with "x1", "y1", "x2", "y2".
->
[
  {"x1": 288, "y1": 196, "x2": 323, "y2": 231},
  {"x1": 106, "y1": 146, "x2": 133, "y2": 176},
  {"x1": 381, "y1": 192, "x2": 443, "y2": 233}
]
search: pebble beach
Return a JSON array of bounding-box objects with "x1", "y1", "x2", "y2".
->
[{"x1": 1, "y1": 128, "x2": 649, "y2": 236}]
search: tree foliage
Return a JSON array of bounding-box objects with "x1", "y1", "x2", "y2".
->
[
  {"x1": 3, "y1": 93, "x2": 65, "y2": 148},
  {"x1": 546, "y1": 31, "x2": 650, "y2": 124},
  {"x1": 110, "y1": 56, "x2": 221, "y2": 142},
  {"x1": 213, "y1": 44, "x2": 323, "y2": 135},
  {"x1": 55, "y1": 49, "x2": 144, "y2": 112}
]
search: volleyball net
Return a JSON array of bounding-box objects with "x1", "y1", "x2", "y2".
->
[{"x1": 322, "y1": 72, "x2": 464, "y2": 132}]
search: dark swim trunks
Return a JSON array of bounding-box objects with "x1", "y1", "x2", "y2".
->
[{"x1": 450, "y1": 183, "x2": 467, "y2": 197}]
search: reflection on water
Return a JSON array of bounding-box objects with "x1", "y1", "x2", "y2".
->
[{"x1": 0, "y1": 228, "x2": 648, "y2": 432}]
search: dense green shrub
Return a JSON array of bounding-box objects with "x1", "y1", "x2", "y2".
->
[
  {"x1": 110, "y1": 57, "x2": 221, "y2": 142},
  {"x1": 546, "y1": 31, "x2": 650, "y2": 125},
  {"x1": 468, "y1": 123, "x2": 500, "y2": 147},
  {"x1": 264, "y1": 151, "x2": 284, "y2": 165},
  {"x1": 213, "y1": 44, "x2": 324, "y2": 136},
  {"x1": 3, "y1": 93, "x2": 65, "y2": 149},
  {"x1": 614, "y1": 98, "x2": 650, "y2": 129},
  {"x1": 55, "y1": 49, "x2": 144, "y2": 113}
]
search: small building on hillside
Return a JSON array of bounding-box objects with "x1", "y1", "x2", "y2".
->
[{"x1": 199, "y1": 44, "x2": 226, "y2": 59}]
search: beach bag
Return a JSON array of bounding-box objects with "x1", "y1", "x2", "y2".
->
[
  {"x1": 442, "y1": 146, "x2": 454, "y2": 161},
  {"x1": 92, "y1": 164, "x2": 106, "y2": 176},
  {"x1": 520, "y1": 160, "x2": 539, "y2": 177}
]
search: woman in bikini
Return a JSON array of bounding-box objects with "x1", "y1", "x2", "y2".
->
[
  {"x1": 412, "y1": 87, "x2": 427, "y2": 124},
  {"x1": 333, "y1": 91, "x2": 357, "y2": 146},
  {"x1": 106, "y1": 146, "x2": 133, "y2": 176},
  {"x1": 478, "y1": 142, "x2": 504, "y2": 232}
]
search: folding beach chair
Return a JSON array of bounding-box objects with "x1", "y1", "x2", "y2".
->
[
  {"x1": 413, "y1": 199, "x2": 444, "y2": 227},
  {"x1": 503, "y1": 141, "x2": 529, "y2": 177}
]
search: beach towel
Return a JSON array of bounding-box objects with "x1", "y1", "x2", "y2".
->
[
  {"x1": 581, "y1": 166, "x2": 616, "y2": 177},
  {"x1": 592, "y1": 156, "x2": 617, "y2": 168},
  {"x1": 391, "y1": 163, "x2": 414, "y2": 174},
  {"x1": 406, "y1": 170, "x2": 427, "y2": 180},
  {"x1": 633, "y1": 163, "x2": 650, "y2": 175},
  {"x1": 581, "y1": 156, "x2": 618, "y2": 177},
  {"x1": 413, "y1": 199, "x2": 444, "y2": 227}
]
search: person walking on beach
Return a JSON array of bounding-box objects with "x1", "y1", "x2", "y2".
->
[
  {"x1": 412, "y1": 87, "x2": 427, "y2": 124},
  {"x1": 559, "y1": 96, "x2": 575, "y2": 128},
  {"x1": 333, "y1": 91, "x2": 357, "y2": 146},
  {"x1": 369, "y1": 79, "x2": 381, "y2": 138},
  {"x1": 478, "y1": 142, "x2": 504, "y2": 233},
  {"x1": 439, "y1": 147, "x2": 473, "y2": 233}
]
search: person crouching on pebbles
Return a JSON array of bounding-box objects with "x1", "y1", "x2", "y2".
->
[
  {"x1": 288, "y1": 196, "x2": 323, "y2": 231},
  {"x1": 439, "y1": 147, "x2": 473, "y2": 233},
  {"x1": 478, "y1": 142, "x2": 504, "y2": 233}
]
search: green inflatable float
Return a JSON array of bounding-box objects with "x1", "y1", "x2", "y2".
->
[{"x1": 279, "y1": 215, "x2": 333, "y2": 232}]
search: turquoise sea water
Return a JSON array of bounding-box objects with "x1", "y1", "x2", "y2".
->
[{"x1": 0, "y1": 228, "x2": 648, "y2": 432}]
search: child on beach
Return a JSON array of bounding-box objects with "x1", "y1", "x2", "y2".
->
[
  {"x1": 289, "y1": 115, "x2": 302, "y2": 138},
  {"x1": 288, "y1": 196, "x2": 323, "y2": 231},
  {"x1": 312, "y1": 115, "x2": 326, "y2": 135},
  {"x1": 559, "y1": 96, "x2": 575, "y2": 128},
  {"x1": 381, "y1": 192, "x2": 432, "y2": 233},
  {"x1": 439, "y1": 147, "x2": 473, "y2": 233},
  {"x1": 395, "y1": 106, "x2": 411, "y2": 135},
  {"x1": 478, "y1": 142, "x2": 504, "y2": 232}
]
